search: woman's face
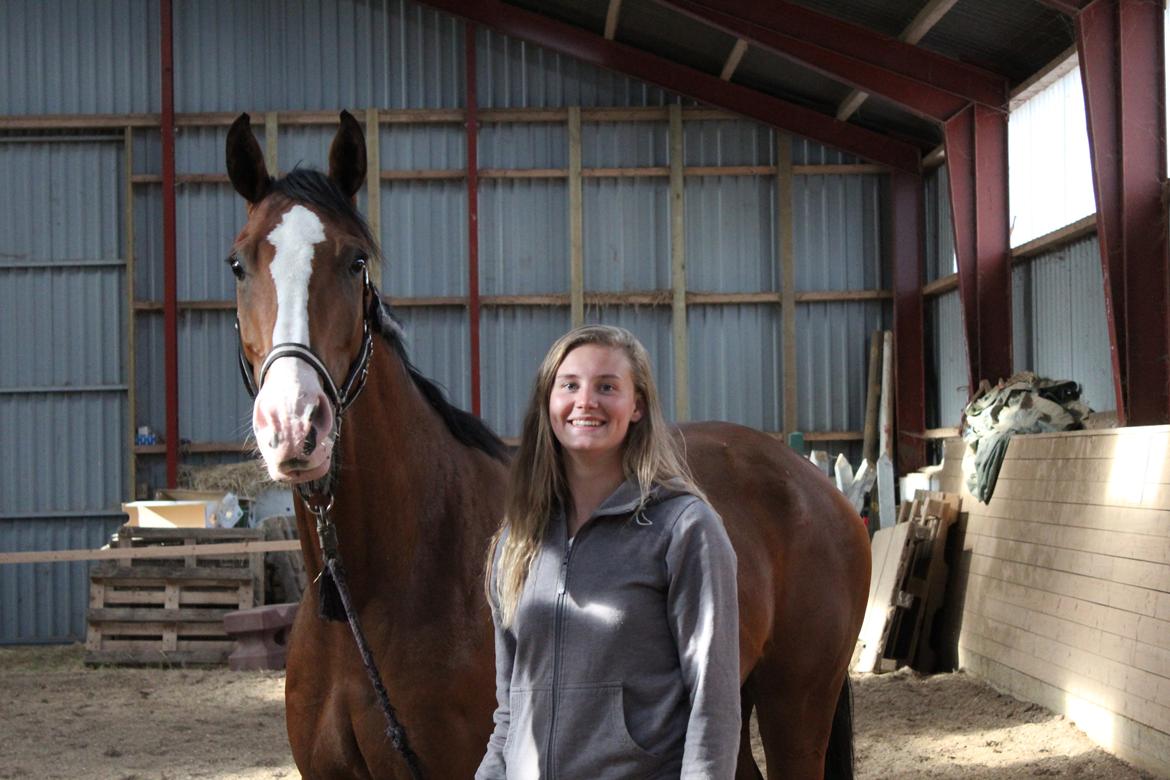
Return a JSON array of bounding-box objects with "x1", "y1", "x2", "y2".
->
[{"x1": 549, "y1": 344, "x2": 644, "y2": 465}]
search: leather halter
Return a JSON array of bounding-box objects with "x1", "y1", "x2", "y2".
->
[{"x1": 235, "y1": 266, "x2": 378, "y2": 417}]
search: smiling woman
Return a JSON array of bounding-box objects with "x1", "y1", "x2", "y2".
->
[{"x1": 480, "y1": 325, "x2": 742, "y2": 777}]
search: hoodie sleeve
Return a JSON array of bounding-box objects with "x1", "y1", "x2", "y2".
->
[
  {"x1": 665, "y1": 499, "x2": 741, "y2": 779},
  {"x1": 475, "y1": 545, "x2": 515, "y2": 779}
]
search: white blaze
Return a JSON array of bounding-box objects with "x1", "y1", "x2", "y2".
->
[{"x1": 266, "y1": 204, "x2": 325, "y2": 345}]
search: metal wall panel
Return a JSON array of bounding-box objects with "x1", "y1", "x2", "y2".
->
[
  {"x1": 382, "y1": 181, "x2": 467, "y2": 297},
  {"x1": 1012, "y1": 235, "x2": 1114, "y2": 412},
  {"x1": 584, "y1": 178, "x2": 669, "y2": 293},
  {"x1": 685, "y1": 177, "x2": 777, "y2": 293},
  {"x1": 0, "y1": 0, "x2": 159, "y2": 115},
  {"x1": 1008, "y1": 66, "x2": 1095, "y2": 247},
  {"x1": 689, "y1": 305, "x2": 781, "y2": 430},
  {"x1": 0, "y1": 517, "x2": 125, "y2": 643},
  {"x1": 173, "y1": 0, "x2": 464, "y2": 112},
  {"x1": 477, "y1": 27, "x2": 672, "y2": 109},
  {"x1": 394, "y1": 308, "x2": 472, "y2": 412},
  {"x1": 480, "y1": 308, "x2": 572, "y2": 438},
  {"x1": 796, "y1": 301, "x2": 885, "y2": 433},
  {"x1": 930, "y1": 290, "x2": 970, "y2": 428},
  {"x1": 683, "y1": 121, "x2": 773, "y2": 167},
  {"x1": 925, "y1": 165, "x2": 956, "y2": 282},
  {"x1": 480, "y1": 180, "x2": 568, "y2": 295},
  {"x1": 793, "y1": 174, "x2": 884, "y2": 291}
]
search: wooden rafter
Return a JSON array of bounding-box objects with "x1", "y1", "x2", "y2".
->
[{"x1": 720, "y1": 38, "x2": 748, "y2": 81}]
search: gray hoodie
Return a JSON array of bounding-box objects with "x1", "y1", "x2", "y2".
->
[{"x1": 476, "y1": 479, "x2": 740, "y2": 779}]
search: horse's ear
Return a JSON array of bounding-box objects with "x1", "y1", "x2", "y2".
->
[
  {"x1": 329, "y1": 110, "x2": 367, "y2": 201},
  {"x1": 226, "y1": 113, "x2": 272, "y2": 204}
]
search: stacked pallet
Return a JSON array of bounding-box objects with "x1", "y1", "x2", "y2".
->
[
  {"x1": 937, "y1": 428, "x2": 1170, "y2": 778},
  {"x1": 86, "y1": 525, "x2": 265, "y2": 666},
  {"x1": 853, "y1": 491, "x2": 959, "y2": 673}
]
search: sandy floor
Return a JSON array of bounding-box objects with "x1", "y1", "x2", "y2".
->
[{"x1": 0, "y1": 645, "x2": 1156, "y2": 779}]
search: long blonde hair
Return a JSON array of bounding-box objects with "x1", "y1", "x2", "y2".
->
[{"x1": 487, "y1": 325, "x2": 704, "y2": 627}]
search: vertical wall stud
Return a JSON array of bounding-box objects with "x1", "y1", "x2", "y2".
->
[
  {"x1": 264, "y1": 112, "x2": 279, "y2": 177},
  {"x1": 124, "y1": 126, "x2": 137, "y2": 500},
  {"x1": 568, "y1": 106, "x2": 584, "y2": 327},
  {"x1": 778, "y1": 133, "x2": 798, "y2": 437},
  {"x1": 365, "y1": 108, "x2": 382, "y2": 287},
  {"x1": 669, "y1": 103, "x2": 689, "y2": 421}
]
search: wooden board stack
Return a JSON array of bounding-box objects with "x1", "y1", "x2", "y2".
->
[
  {"x1": 85, "y1": 525, "x2": 265, "y2": 666},
  {"x1": 853, "y1": 490, "x2": 960, "y2": 673},
  {"x1": 936, "y1": 429, "x2": 1170, "y2": 778}
]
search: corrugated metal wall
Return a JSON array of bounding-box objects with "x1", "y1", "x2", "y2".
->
[
  {"x1": 924, "y1": 165, "x2": 969, "y2": 428},
  {"x1": 0, "y1": 138, "x2": 130, "y2": 641},
  {"x1": 1012, "y1": 235, "x2": 1114, "y2": 411},
  {"x1": 3, "y1": 0, "x2": 889, "y2": 642}
]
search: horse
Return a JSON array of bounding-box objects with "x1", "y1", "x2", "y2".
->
[{"x1": 224, "y1": 109, "x2": 870, "y2": 779}]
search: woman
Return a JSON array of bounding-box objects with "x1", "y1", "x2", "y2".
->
[{"x1": 477, "y1": 325, "x2": 740, "y2": 779}]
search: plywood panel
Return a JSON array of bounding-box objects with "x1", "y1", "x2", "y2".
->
[
  {"x1": 965, "y1": 531, "x2": 1170, "y2": 591},
  {"x1": 962, "y1": 513, "x2": 1170, "y2": 565}
]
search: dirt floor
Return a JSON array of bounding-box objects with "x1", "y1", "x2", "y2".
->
[{"x1": 0, "y1": 645, "x2": 1157, "y2": 779}]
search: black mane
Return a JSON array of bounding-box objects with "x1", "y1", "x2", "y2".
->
[{"x1": 272, "y1": 167, "x2": 508, "y2": 464}]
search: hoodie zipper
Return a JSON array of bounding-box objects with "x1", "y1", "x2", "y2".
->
[{"x1": 545, "y1": 537, "x2": 574, "y2": 778}]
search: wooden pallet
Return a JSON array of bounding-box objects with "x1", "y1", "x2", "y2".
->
[
  {"x1": 85, "y1": 525, "x2": 265, "y2": 666},
  {"x1": 852, "y1": 491, "x2": 960, "y2": 673}
]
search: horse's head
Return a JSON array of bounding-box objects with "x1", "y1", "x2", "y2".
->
[{"x1": 226, "y1": 111, "x2": 378, "y2": 485}]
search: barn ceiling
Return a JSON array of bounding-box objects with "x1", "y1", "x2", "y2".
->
[{"x1": 424, "y1": 0, "x2": 1080, "y2": 169}]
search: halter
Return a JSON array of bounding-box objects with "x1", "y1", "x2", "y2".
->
[
  {"x1": 235, "y1": 265, "x2": 377, "y2": 416},
  {"x1": 232, "y1": 266, "x2": 425, "y2": 778}
]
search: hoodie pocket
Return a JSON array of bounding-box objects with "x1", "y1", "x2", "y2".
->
[{"x1": 555, "y1": 683, "x2": 661, "y2": 777}]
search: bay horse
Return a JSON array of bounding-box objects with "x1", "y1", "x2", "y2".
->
[{"x1": 225, "y1": 110, "x2": 870, "y2": 779}]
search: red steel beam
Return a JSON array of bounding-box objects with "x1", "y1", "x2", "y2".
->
[
  {"x1": 944, "y1": 103, "x2": 1012, "y2": 394},
  {"x1": 420, "y1": 0, "x2": 922, "y2": 172},
  {"x1": 466, "y1": 23, "x2": 482, "y2": 417},
  {"x1": 658, "y1": 0, "x2": 1007, "y2": 113},
  {"x1": 1077, "y1": 0, "x2": 1168, "y2": 425},
  {"x1": 891, "y1": 171, "x2": 926, "y2": 473},
  {"x1": 160, "y1": 0, "x2": 179, "y2": 487}
]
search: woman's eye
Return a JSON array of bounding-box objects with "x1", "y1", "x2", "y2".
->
[
  {"x1": 351, "y1": 256, "x2": 367, "y2": 275},
  {"x1": 228, "y1": 256, "x2": 245, "y2": 280}
]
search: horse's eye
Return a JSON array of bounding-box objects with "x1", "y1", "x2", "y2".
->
[
  {"x1": 228, "y1": 256, "x2": 245, "y2": 280},
  {"x1": 350, "y1": 256, "x2": 367, "y2": 275}
]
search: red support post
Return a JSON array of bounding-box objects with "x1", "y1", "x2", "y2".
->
[
  {"x1": 466, "y1": 23, "x2": 482, "y2": 417},
  {"x1": 1077, "y1": 0, "x2": 1168, "y2": 425},
  {"x1": 160, "y1": 0, "x2": 179, "y2": 487},
  {"x1": 944, "y1": 103, "x2": 1013, "y2": 395},
  {"x1": 421, "y1": 0, "x2": 922, "y2": 172},
  {"x1": 891, "y1": 171, "x2": 926, "y2": 473}
]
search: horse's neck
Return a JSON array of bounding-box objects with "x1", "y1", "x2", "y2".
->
[{"x1": 301, "y1": 344, "x2": 495, "y2": 593}]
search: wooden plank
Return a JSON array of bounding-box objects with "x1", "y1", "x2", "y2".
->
[
  {"x1": 604, "y1": 0, "x2": 622, "y2": 40},
  {"x1": 794, "y1": 289, "x2": 892, "y2": 302},
  {"x1": 1011, "y1": 213, "x2": 1097, "y2": 259},
  {"x1": 88, "y1": 607, "x2": 238, "y2": 623},
  {"x1": 879, "y1": 331, "x2": 893, "y2": 457},
  {"x1": 792, "y1": 163, "x2": 887, "y2": 176},
  {"x1": 568, "y1": 106, "x2": 584, "y2": 327},
  {"x1": 965, "y1": 495, "x2": 1170, "y2": 537},
  {"x1": 90, "y1": 565, "x2": 256, "y2": 581},
  {"x1": 0, "y1": 539, "x2": 300, "y2": 565},
  {"x1": 862, "y1": 330, "x2": 881, "y2": 463},
  {"x1": 922, "y1": 273, "x2": 958, "y2": 297},
  {"x1": 720, "y1": 38, "x2": 748, "y2": 80},
  {"x1": 365, "y1": 107, "x2": 382, "y2": 287},
  {"x1": 483, "y1": 167, "x2": 568, "y2": 179},
  {"x1": 778, "y1": 133, "x2": 797, "y2": 436},
  {"x1": 965, "y1": 512, "x2": 1170, "y2": 566},
  {"x1": 853, "y1": 522, "x2": 915, "y2": 672},
  {"x1": 669, "y1": 103, "x2": 688, "y2": 422},
  {"x1": 380, "y1": 169, "x2": 465, "y2": 181},
  {"x1": 582, "y1": 166, "x2": 668, "y2": 178}
]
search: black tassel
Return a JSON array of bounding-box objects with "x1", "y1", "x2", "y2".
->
[{"x1": 317, "y1": 564, "x2": 347, "y2": 621}]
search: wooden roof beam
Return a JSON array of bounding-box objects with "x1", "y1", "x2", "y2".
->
[
  {"x1": 419, "y1": 0, "x2": 922, "y2": 172},
  {"x1": 604, "y1": 0, "x2": 622, "y2": 40},
  {"x1": 836, "y1": 0, "x2": 959, "y2": 122},
  {"x1": 720, "y1": 38, "x2": 748, "y2": 81},
  {"x1": 655, "y1": 0, "x2": 1008, "y2": 121}
]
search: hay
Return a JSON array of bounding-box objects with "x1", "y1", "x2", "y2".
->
[{"x1": 178, "y1": 460, "x2": 277, "y2": 498}]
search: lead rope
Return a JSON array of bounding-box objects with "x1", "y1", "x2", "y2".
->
[{"x1": 300, "y1": 484, "x2": 423, "y2": 779}]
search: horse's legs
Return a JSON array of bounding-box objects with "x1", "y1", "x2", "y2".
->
[
  {"x1": 751, "y1": 661, "x2": 845, "y2": 780},
  {"x1": 735, "y1": 683, "x2": 765, "y2": 779}
]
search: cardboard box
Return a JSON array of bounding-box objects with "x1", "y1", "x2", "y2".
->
[{"x1": 122, "y1": 500, "x2": 215, "y2": 528}]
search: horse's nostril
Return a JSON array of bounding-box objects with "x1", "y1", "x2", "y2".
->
[{"x1": 303, "y1": 425, "x2": 317, "y2": 456}]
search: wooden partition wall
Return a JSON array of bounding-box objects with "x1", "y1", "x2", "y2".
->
[{"x1": 937, "y1": 428, "x2": 1170, "y2": 776}]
